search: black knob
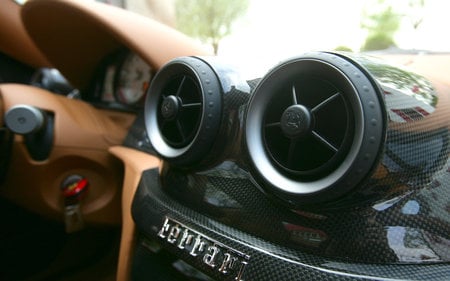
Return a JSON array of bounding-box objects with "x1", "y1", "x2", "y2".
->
[
  {"x1": 160, "y1": 95, "x2": 181, "y2": 121},
  {"x1": 280, "y1": 105, "x2": 312, "y2": 139}
]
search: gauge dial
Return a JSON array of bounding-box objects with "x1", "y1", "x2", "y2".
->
[{"x1": 115, "y1": 53, "x2": 153, "y2": 105}]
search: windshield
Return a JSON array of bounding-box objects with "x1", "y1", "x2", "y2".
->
[
  {"x1": 111, "y1": 0, "x2": 449, "y2": 76},
  {"x1": 15, "y1": 0, "x2": 450, "y2": 76}
]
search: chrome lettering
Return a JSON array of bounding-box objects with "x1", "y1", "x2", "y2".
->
[
  {"x1": 203, "y1": 245, "x2": 220, "y2": 268},
  {"x1": 235, "y1": 261, "x2": 248, "y2": 281},
  {"x1": 167, "y1": 224, "x2": 181, "y2": 243},
  {"x1": 177, "y1": 228, "x2": 193, "y2": 249},
  {"x1": 189, "y1": 234, "x2": 206, "y2": 256},
  {"x1": 157, "y1": 217, "x2": 250, "y2": 281},
  {"x1": 218, "y1": 253, "x2": 237, "y2": 274},
  {"x1": 157, "y1": 217, "x2": 170, "y2": 239}
]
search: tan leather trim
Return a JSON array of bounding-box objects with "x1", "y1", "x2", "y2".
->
[
  {"x1": 0, "y1": 0, "x2": 50, "y2": 67},
  {"x1": 1, "y1": 84, "x2": 135, "y2": 149},
  {"x1": 377, "y1": 54, "x2": 450, "y2": 87},
  {"x1": 21, "y1": 0, "x2": 210, "y2": 89},
  {"x1": 109, "y1": 146, "x2": 160, "y2": 281},
  {"x1": 0, "y1": 84, "x2": 136, "y2": 225},
  {"x1": 1, "y1": 143, "x2": 124, "y2": 224}
]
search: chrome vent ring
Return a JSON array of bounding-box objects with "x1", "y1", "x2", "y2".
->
[
  {"x1": 145, "y1": 57, "x2": 222, "y2": 166},
  {"x1": 246, "y1": 52, "x2": 385, "y2": 204}
]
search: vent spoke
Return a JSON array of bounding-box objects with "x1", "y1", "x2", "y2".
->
[
  {"x1": 311, "y1": 92, "x2": 341, "y2": 113},
  {"x1": 312, "y1": 131, "x2": 338, "y2": 153},
  {"x1": 175, "y1": 76, "x2": 187, "y2": 97},
  {"x1": 287, "y1": 140, "x2": 297, "y2": 167},
  {"x1": 265, "y1": 122, "x2": 281, "y2": 128},
  {"x1": 176, "y1": 119, "x2": 187, "y2": 142},
  {"x1": 182, "y1": 102, "x2": 202, "y2": 108},
  {"x1": 160, "y1": 119, "x2": 168, "y2": 129},
  {"x1": 291, "y1": 85, "x2": 298, "y2": 105}
]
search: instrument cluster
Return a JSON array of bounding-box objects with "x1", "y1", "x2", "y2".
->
[{"x1": 89, "y1": 49, "x2": 154, "y2": 110}]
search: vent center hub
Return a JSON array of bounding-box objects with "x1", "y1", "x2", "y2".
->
[
  {"x1": 161, "y1": 95, "x2": 181, "y2": 121},
  {"x1": 280, "y1": 105, "x2": 312, "y2": 138}
]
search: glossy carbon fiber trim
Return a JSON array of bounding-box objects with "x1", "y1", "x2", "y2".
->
[
  {"x1": 130, "y1": 52, "x2": 450, "y2": 280},
  {"x1": 132, "y1": 168, "x2": 450, "y2": 280}
]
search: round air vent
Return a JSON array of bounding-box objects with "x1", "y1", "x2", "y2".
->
[
  {"x1": 145, "y1": 57, "x2": 222, "y2": 166},
  {"x1": 246, "y1": 52, "x2": 386, "y2": 205}
]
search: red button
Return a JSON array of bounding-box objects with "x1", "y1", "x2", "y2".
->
[{"x1": 63, "y1": 178, "x2": 89, "y2": 198}]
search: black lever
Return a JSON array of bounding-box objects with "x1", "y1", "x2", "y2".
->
[{"x1": 4, "y1": 105, "x2": 53, "y2": 161}]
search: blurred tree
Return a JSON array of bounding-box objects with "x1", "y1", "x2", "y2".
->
[
  {"x1": 361, "y1": 2, "x2": 401, "y2": 51},
  {"x1": 175, "y1": 0, "x2": 249, "y2": 54},
  {"x1": 334, "y1": 46, "x2": 353, "y2": 52},
  {"x1": 361, "y1": 0, "x2": 427, "y2": 51},
  {"x1": 362, "y1": 33, "x2": 397, "y2": 51},
  {"x1": 406, "y1": 0, "x2": 425, "y2": 30}
]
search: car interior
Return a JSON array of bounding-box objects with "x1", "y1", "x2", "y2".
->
[{"x1": 0, "y1": 0, "x2": 449, "y2": 280}]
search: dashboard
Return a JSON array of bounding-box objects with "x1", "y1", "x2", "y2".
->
[
  {"x1": 1, "y1": 0, "x2": 449, "y2": 280},
  {"x1": 1, "y1": 0, "x2": 210, "y2": 279}
]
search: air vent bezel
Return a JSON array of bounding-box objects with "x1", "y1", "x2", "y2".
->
[
  {"x1": 145, "y1": 57, "x2": 222, "y2": 166},
  {"x1": 245, "y1": 52, "x2": 386, "y2": 204}
]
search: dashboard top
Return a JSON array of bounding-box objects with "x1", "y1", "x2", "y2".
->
[{"x1": 20, "y1": 0, "x2": 210, "y2": 90}]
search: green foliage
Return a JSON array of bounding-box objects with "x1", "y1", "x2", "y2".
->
[
  {"x1": 362, "y1": 5, "x2": 401, "y2": 38},
  {"x1": 334, "y1": 46, "x2": 353, "y2": 52},
  {"x1": 361, "y1": 33, "x2": 396, "y2": 51},
  {"x1": 176, "y1": 0, "x2": 249, "y2": 54},
  {"x1": 361, "y1": 1, "x2": 401, "y2": 51},
  {"x1": 407, "y1": 0, "x2": 425, "y2": 29}
]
